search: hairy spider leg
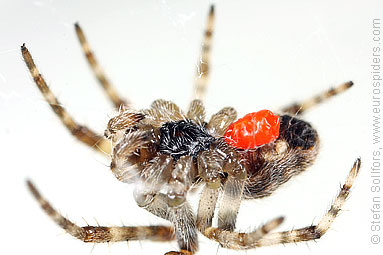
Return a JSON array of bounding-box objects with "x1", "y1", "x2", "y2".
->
[
  {"x1": 186, "y1": 99, "x2": 206, "y2": 126},
  {"x1": 217, "y1": 159, "x2": 247, "y2": 231},
  {"x1": 194, "y1": 5, "x2": 215, "y2": 102},
  {"x1": 196, "y1": 175, "x2": 284, "y2": 250},
  {"x1": 282, "y1": 81, "x2": 354, "y2": 115},
  {"x1": 21, "y1": 44, "x2": 111, "y2": 155},
  {"x1": 26, "y1": 180, "x2": 175, "y2": 243},
  {"x1": 198, "y1": 158, "x2": 360, "y2": 249},
  {"x1": 196, "y1": 185, "x2": 219, "y2": 232},
  {"x1": 252, "y1": 158, "x2": 361, "y2": 248},
  {"x1": 75, "y1": 23, "x2": 128, "y2": 109},
  {"x1": 196, "y1": 183, "x2": 284, "y2": 248},
  {"x1": 194, "y1": 141, "x2": 285, "y2": 248},
  {"x1": 135, "y1": 192, "x2": 198, "y2": 255}
]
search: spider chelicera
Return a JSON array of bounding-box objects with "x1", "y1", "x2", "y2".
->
[{"x1": 23, "y1": 5, "x2": 360, "y2": 255}]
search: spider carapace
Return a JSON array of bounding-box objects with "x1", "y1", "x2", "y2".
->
[{"x1": 23, "y1": 5, "x2": 360, "y2": 255}]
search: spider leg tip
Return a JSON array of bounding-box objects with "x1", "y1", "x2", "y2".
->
[
  {"x1": 354, "y1": 157, "x2": 362, "y2": 169},
  {"x1": 74, "y1": 22, "x2": 83, "y2": 33},
  {"x1": 276, "y1": 216, "x2": 285, "y2": 225},
  {"x1": 262, "y1": 216, "x2": 285, "y2": 233},
  {"x1": 25, "y1": 178, "x2": 32, "y2": 186},
  {"x1": 25, "y1": 179, "x2": 43, "y2": 201},
  {"x1": 209, "y1": 5, "x2": 215, "y2": 14},
  {"x1": 25, "y1": 179, "x2": 36, "y2": 193},
  {"x1": 347, "y1": 81, "x2": 354, "y2": 87}
]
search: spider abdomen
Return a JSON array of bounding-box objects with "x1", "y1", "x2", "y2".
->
[
  {"x1": 243, "y1": 115, "x2": 319, "y2": 199},
  {"x1": 279, "y1": 115, "x2": 318, "y2": 150}
]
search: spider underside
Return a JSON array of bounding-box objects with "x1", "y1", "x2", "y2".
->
[{"x1": 23, "y1": 5, "x2": 360, "y2": 255}]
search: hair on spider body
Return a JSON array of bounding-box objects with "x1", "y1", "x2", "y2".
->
[
  {"x1": 241, "y1": 114, "x2": 320, "y2": 199},
  {"x1": 159, "y1": 120, "x2": 216, "y2": 160},
  {"x1": 23, "y1": 4, "x2": 360, "y2": 255}
]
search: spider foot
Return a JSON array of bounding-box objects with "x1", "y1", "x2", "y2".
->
[{"x1": 165, "y1": 250, "x2": 193, "y2": 255}]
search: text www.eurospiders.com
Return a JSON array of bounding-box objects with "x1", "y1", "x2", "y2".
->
[{"x1": 371, "y1": 17, "x2": 381, "y2": 245}]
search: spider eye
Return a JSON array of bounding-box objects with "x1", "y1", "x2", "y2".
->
[{"x1": 224, "y1": 110, "x2": 280, "y2": 149}]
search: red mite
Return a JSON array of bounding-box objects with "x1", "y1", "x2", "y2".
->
[{"x1": 224, "y1": 110, "x2": 281, "y2": 150}]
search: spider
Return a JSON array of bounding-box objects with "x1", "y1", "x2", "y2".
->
[{"x1": 23, "y1": 5, "x2": 361, "y2": 255}]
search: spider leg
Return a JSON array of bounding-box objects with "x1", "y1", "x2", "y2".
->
[
  {"x1": 207, "y1": 107, "x2": 237, "y2": 136},
  {"x1": 201, "y1": 158, "x2": 360, "y2": 250},
  {"x1": 196, "y1": 148, "x2": 222, "y2": 232},
  {"x1": 26, "y1": 180, "x2": 174, "y2": 243},
  {"x1": 136, "y1": 192, "x2": 198, "y2": 255},
  {"x1": 281, "y1": 81, "x2": 353, "y2": 115},
  {"x1": 253, "y1": 158, "x2": 361, "y2": 248},
  {"x1": 21, "y1": 44, "x2": 111, "y2": 155},
  {"x1": 196, "y1": 164, "x2": 283, "y2": 250},
  {"x1": 196, "y1": 143, "x2": 247, "y2": 232},
  {"x1": 187, "y1": 99, "x2": 206, "y2": 126},
  {"x1": 203, "y1": 216, "x2": 284, "y2": 250},
  {"x1": 196, "y1": 185, "x2": 219, "y2": 232},
  {"x1": 75, "y1": 23, "x2": 128, "y2": 109},
  {"x1": 217, "y1": 160, "x2": 247, "y2": 231},
  {"x1": 193, "y1": 5, "x2": 215, "y2": 102}
]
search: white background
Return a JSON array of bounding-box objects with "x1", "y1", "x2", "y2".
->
[{"x1": 0, "y1": 0, "x2": 380, "y2": 254}]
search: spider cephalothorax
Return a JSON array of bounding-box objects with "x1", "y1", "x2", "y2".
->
[
  {"x1": 159, "y1": 120, "x2": 215, "y2": 159},
  {"x1": 106, "y1": 99, "x2": 233, "y2": 205},
  {"x1": 23, "y1": 5, "x2": 360, "y2": 255}
]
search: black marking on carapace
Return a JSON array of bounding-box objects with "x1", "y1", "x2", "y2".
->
[
  {"x1": 159, "y1": 120, "x2": 215, "y2": 160},
  {"x1": 279, "y1": 115, "x2": 317, "y2": 150}
]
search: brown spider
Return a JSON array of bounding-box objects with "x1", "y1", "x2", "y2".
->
[{"x1": 23, "y1": 5, "x2": 361, "y2": 255}]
